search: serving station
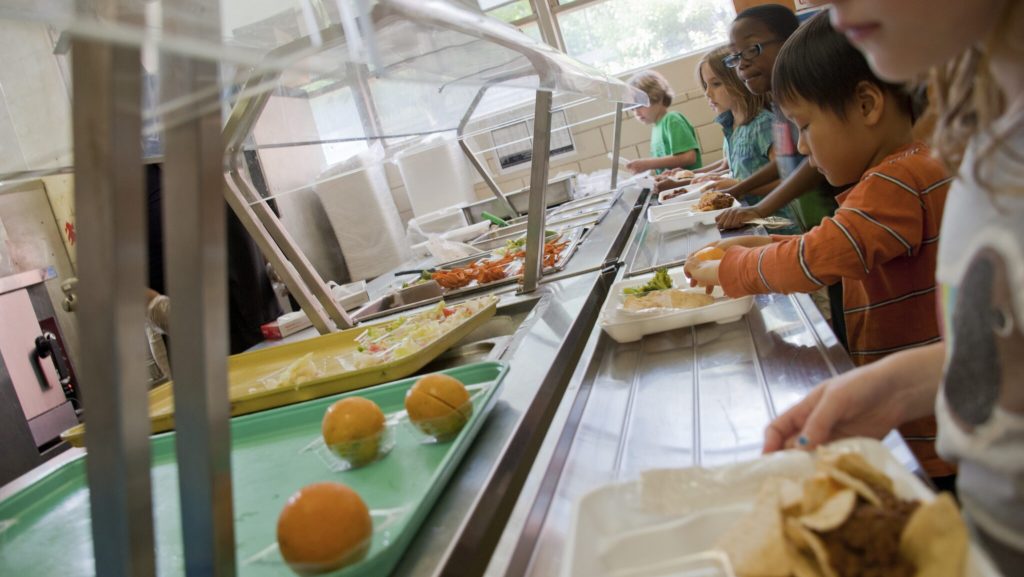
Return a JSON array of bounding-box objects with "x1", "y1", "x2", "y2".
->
[{"x1": 0, "y1": 2, "x2": 926, "y2": 577}]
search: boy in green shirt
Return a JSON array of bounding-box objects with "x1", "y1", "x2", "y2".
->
[{"x1": 625, "y1": 70, "x2": 702, "y2": 175}]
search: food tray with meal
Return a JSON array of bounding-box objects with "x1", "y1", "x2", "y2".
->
[
  {"x1": 657, "y1": 180, "x2": 717, "y2": 204},
  {"x1": 427, "y1": 228, "x2": 584, "y2": 296},
  {"x1": 647, "y1": 191, "x2": 740, "y2": 234},
  {"x1": 60, "y1": 296, "x2": 499, "y2": 447},
  {"x1": 562, "y1": 437, "x2": 998, "y2": 577},
  {"x1": 600, "y1": 267, "x2": 754, "y2": 343},
  {"x1": 2, "y1": 362, "x2": 509, "y2": 577}
]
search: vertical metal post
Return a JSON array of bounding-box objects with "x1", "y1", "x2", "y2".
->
[
  {"x1": 72, "y1": 24, "x2": 156, "y2": 577},
  {"x1": 521, "y1": 90, "x2": 553, "y2": 293},
  {"x1": 610, "y1": 102, "x2": 624, "y2": 190},
  {"x1": 162, "y1": 1, "x2": 236, "y2": 575},
  {"x1": 531, "y1": 0, "x2": 566, "y2": 51}
]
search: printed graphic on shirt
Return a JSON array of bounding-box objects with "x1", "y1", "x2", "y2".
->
[{"x1": 945, "y1": 247, "x2": 1024, "y2": 430}]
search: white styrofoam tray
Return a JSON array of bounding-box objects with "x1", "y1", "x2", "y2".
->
[
  {"x1": 562, "y1": 438, "x2": 1000, "y2": 577},
  {"x1": 647, "y1": 197, "x2": 740, "y2": 234},
  {"x1": 657, "y1": 180, "x2": 715, "y2": 204},
  {"x1": 600, "y1": 268, "x2": 753, "y2": 343}
]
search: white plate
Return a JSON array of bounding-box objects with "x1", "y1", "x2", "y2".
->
[
  {"x1": 647, "y1": 198, "x2": 740, "y2": 234},
  {"x1": 563, "y1": 438, "x2": 1001, "y2": 577},
  {"x1": 657, "y1": 181, "x2": 715, "y2": 204},
  {"x1": 600, "y1": 268, "x2": 753, "y2": 343}
]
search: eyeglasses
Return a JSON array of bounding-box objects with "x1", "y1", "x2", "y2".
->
[{"x1": 723, "y1": 39, "x2": 783, "y2": 68}]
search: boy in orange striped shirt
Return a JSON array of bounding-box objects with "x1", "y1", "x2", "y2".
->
[{"x1": 684, "y1": 12, "x2": 952, "y2": 478}]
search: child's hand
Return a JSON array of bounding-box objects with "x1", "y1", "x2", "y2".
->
[
  {"x1": 655, "y1": 177, "x2": 689, "y2": 193},
  {"x1": 716, "y1": 206, "x2": 763, "y2": 230},
  {"x1": 626, "y1": 159, "x2": 650, "y2": 173},
  {"x1": 708, "y1": 178, "x2": 739, "y2": 191},
  {"x1": 683, "y1": 259, "x2": 720, "y2": 294}
]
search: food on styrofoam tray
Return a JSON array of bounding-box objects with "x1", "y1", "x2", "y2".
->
[
  {"x1": 338, "y1": 297, "x2": 494, "y2": 371},
  {"x1": 619, "y1": 267, "x2": 716, "y2": 313},
  {"x1": 623, "y1": 289, "x2": 715, "y2": 312},
  {"x1": 696, "y1": 190, "x2": 735, "y2": 212},
  {"x1": 277, "y1": 481, "x2": 372, "y2": 575},
  {"x1": 405, "y1": 373, "x2": 473, "y2": 442},
  {"x1": 432, "y1": 237, "x2": 570, "y2": 290},
  {"x1": 623, "y1": 268, "x2": 674, "y2": 297},
  {"x1": 716, "y1": 449, "x2": 968, "y2": 577}
]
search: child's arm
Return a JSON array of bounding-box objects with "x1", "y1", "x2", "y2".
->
[
  {"x1": 717, "y1": 160, "x2": 821, "y2": 229},
  {"x1": 628, "y1": 151, "x2": 698, "y2": 173},
  {"x1": 717, "y1": 171, "x2": 932, "y2": 297}
]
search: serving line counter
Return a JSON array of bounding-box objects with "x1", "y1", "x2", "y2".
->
[{"x1": 483, "y1": 195, "x2": 926, "y2": 577}]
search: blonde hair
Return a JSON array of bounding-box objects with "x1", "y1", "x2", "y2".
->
[
  {"x1": 629, "y1": 70, "x2": 674, "y2": 107},
  {"x1": 930, "y1": 1, "x2": 1023, "y2": 192},
  {"x1": 697, "y1": 46, "x2": 770, "y2": 126}
]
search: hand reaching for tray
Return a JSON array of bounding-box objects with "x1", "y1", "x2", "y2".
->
[
  {"x1": 715, "y1": 206, "x2": 762, "y2": 230},
  {"x1": 762, "y1": 343, "x2": 945, "y2": 454}
]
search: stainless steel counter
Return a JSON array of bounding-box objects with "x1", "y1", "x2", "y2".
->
[
  {"x1": 3, "y1": 181, "x2": 921, "y2": 577},
  {"x1": 486, "y1": 275, "x2": 923, "y2": 577}
]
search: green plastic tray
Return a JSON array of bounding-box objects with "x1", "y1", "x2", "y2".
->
[{"x1": 0, "y1": 361, "x2": 508, "y2": 577}]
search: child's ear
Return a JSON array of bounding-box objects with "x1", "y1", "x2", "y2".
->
[{"x1": 855, "y1": 80, "x2": 885, "y2": 126}]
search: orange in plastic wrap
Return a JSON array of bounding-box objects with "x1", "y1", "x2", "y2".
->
[
  {"x1": 276, "y1": 482, "x2": 372, "y2": 575},
  {"x1": 404, "y1": 374, "x2": 472, "y2": 442},
  {"x1": 693, "y1": 246, "x2": 726, "y2": 261},
  {"x1": 321, "y1": 397, "x2": 386, "y2": 468}
]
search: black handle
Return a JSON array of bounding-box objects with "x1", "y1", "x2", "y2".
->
[{"x1": 34, "y1": 333, "x2": 71, "y2": 390}]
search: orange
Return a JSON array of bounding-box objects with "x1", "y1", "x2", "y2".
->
[
  {"x1": 322, "y1": 397, "x2": 386, "y2": 467},
  {"x1": 404, "y1": 374, "x2": 472, "y2": 442},
  {"x1": 693, "y1": 246, "x2": 726, "y2": 261},
  {"x1": 276, "y1": 482, "x2": 372, "y2": 575}
]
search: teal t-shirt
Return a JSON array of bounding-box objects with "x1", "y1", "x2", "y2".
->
[
  {"x1": 650, "y1": 111, "x2": 701, "y2": 173},
  {"x1": 722, "y1": 109, "x2": 774, "y2": 181}
]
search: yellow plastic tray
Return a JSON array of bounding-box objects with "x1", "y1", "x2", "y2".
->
[{"x1": 62, "y1": 296, "x2": 498, "y2": 447}]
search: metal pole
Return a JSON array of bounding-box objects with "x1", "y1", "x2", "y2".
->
[
  {"x1": 459, "y1": 140, "x2": 517, "y2": 217},
  {"x1": 521, "y1": 90, "x2": 553, "y2": 293},
  {"x1": 457, "y1": 86, "x2": 518, "y2": 218},
  {"x1": 161, "y1": 0, "x2": 236, "y2": 574},
  {"x1": 72, "y1": 24, "x2": 156, "y2": 577},
  {"x1": 610, "y1": 102, "x2": 624, "y2": 190},
  {"x1": 531, "y1": 0, "x2": 566, "y2": 51}
]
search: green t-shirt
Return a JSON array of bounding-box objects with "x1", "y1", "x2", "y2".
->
[{"x1": 650, "y1": 111, "x2": 702, "y2": 173}]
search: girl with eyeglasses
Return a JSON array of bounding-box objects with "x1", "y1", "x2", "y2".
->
[{"x1": 762, "y1": 1, "x2": 1024, "y2": 572}]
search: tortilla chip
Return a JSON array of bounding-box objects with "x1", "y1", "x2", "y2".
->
[
  {"x1": 820, "y1": 464, "x2": 881, "y2": 507},
  {"x1": 822, "y1": 452, "x2": 894, "y2": 494},
  {"x1": 799, "y1": 489, "x2": 856, "y2": 532},
  {"x1": 900, "y1": 493, "x2": 968, "y2": 577},
  {"x1": 716, "y1": 482, "x2": 791, "y2": 577},
  {"x1": 785, "y1": 518, "x2": 838, "y2": 577},
  {"x1": 787, "y1": 542, "x2": 825, "y2": 577},
  {"x1": 801, "y1": 473, "x2": 842, "y2": 515},
  {"x1": 779, "y1": 478, "x2": 805, "y2": 517}
]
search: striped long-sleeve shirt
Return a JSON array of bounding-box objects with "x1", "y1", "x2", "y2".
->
[{"x1": 719, "y1": 142, "x2": 951, "y2": 365}]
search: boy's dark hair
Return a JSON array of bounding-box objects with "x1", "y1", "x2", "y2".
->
[
  {"x1": 734, "y1": 4, "x2": 800, "y2": 41},
  {"x1": 773, "y1": 11, "x2": 913, "y2": 120}
]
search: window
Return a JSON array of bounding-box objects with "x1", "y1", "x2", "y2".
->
[
  {"x1": 491, "y1": 109, "x2": 575, "y2": 170},
  {"x1": 478, "y1": 0, "x2": 734, "y2": 75},
  {"x1": 558, "y1": 0, "x2": 734, "y2": 74}
]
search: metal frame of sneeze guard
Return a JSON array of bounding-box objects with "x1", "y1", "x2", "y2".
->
[{"x1": 220, "y1": 0, "x2": 647, "y2": 308}]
